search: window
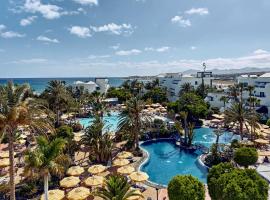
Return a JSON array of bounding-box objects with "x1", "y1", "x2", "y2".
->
[{"x1": 195, "y1": 81, "x2": 198, "y2": 85}]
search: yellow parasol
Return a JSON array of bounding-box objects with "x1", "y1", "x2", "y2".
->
[
  {"x1": 60, "y1": 176, "x2": 80, "y2": 188},
  {"x1": 127, "y1": 190, "x2": 143, "y2": 200},
  {"x1": 88, "y1": 165, "x2": 106, "y2": 174},
  {"x1": 117, "y1": 151, "x2": 133, "y2": 159},
  {"x1": 117, "y1": 166, "x2": 135, "y2": 175},
  {"x1": 0, "y1": 151, "x2": 9, "y2": 158},
  {"x1": 129, "y1": 172, "x2": 149, "y2": 182},
  {"x1": 67, "y1": 187, "x2": 91, "y2": 200},
  {"x1": 0, "y1": 158, "x2": 9, "y2": 168},
  {"x1": 67, "y1": 166, "x2": 85, "y2": 176},
  {"x1": 40, "y1": 189, "x2": 65, "y2": 200},
  {"x1": 113, "y1": 158, "x2": 130, "y2": 166},
  {"x1": 84, "y1": 176, "x2": 104, "y2": 186},
  {"x1": 254, "y1": 139, "x2": 269, "y2": 144},
  {"x1": 258, "y1": 151, "x2": 270, "y2": 156}
]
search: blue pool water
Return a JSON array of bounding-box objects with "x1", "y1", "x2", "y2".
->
[
  {"x1": 78, "y1": 112, "x2": 119, "y2": 132},
  {"x1": 140, "y1": 127, "x2": 239, "y2": 185}
]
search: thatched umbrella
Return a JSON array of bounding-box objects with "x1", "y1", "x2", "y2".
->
[
  {"x1": 40, "y1": 189, "x2": 65, "y2": 200},
  {"x1": 88, "y1": 165, "x2": 106, "y2": 174},
  {"x1": 113, "y1": 158, "x2": 130, "y2": 167},
  {"x1": 129, "y1": 172, "x2": 149, "y2": 182},
  {"x1": 117, "y1": 151, "x2": 133, "y2": 159},
  {"x1": 67, "y1": 166, "x2": 85, "y2": 176},
  {"x1": 60, "y1": 176, "x2": 80, "y2": 188},
  {"x1": 67, "y1": 187, "x2": 91, "y2": 200},
  {"x1": 84, "y1": 176, "x2": 104, "y2": 187},
  {"x1": 117, "y1": 166, "x2": 135, "y2": 175}
]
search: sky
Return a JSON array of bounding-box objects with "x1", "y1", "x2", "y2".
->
[{"x1": 1, "y1": 0, "x2": 270, "y2": 77}]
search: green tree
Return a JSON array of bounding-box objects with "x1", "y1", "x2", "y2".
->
[
  {"x1": 0, "y1": 82, "x2": 53, "y2": 200},
  {"x1": 81, "y1": 116, "x2": 113, "y2": 163},
  {"x1": 179, "y1": 83, "x2": 194, "y2": 96},
  {"x1": 24, "y1": 136, "x2": 70, "y2": 200},
  {"x1": 41, "y1": 80, "x2": 71, "y2": 126},
  {"x1": 118, "y1": 97, "x2": 148, "y2": 150},
  {"x1": 178, "y1": 92, "x2": 208, "y2": 121},
  {"x1": 142, "y1": 87, "x2": 167, "y2": 103},
  {"x1": 219, "y1": 96, "x2": 228, "y2": 108},
  {"x1": 96, "y1": 175, "x2": 142, "y2": 200},
  {"x1": 207, "y1": 163, "x2": 268, "y2": 200},
  {"x1": 106, "y1": 87, "x2": 131, "y2": 103},
  {"x1": 234, "y1": 147, "x2": 258, "y2": 168},
  {"x1": 55, "y1": 125, "x2": 74, "y2": 140},
  {"x1": 168, "y1": 175, "x2": 205, "y2": 200}
]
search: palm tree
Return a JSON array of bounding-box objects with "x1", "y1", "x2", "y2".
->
[
  {"x1": 41, "y1": 80, "x2": 70, "y2": 126},
  {"x1": 179, "y1": 111, "x2": 188, "y2": 145},
  {"x1": 95, "y1": 175, "x2": 142, "y2": 200},
  {"x1": 246, "y1": 111, "x2": 260, "y2": 141},
  {"x1": 224, "y1": 102, "x2": 250, "y2": 140},
  {"x1": 228, "y1": 84, "x2": 239, "y2": 101},
  {"x1": 0, "y1": 82, "x2": 54, "y2": 200},
  {"x1": 187, "y1": 123, "x2": 195, "y2": 147},
  {"x1": 118, "y1": 97, "x2": 147, "y2": 150},
  {"x1": 24, "y1": 136, "x2": 70, "y2": 200},
  {"x1": 213, "y1": 128, "x2": 224, "y2": 150},
  {"x1": 219, "y1": 96, "x2": 228, "y2": 108},
  {"x1": 81, "y1": 116, "x2": 113, "y2": 163},
  {"x1": 179, "y1": 83, "x2": 193, "y2": 96}
]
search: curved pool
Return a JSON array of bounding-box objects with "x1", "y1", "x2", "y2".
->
[{"x1": 140, "y1": 127, "x2": 239, "y2": 185}]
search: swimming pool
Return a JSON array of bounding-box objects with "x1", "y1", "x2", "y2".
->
[
  {"x1": 140, "y1": 127, "x2": 239, "y2": 185},
  {"x1": 78, "y1": 112, "x2": 119, "y2": 132}
]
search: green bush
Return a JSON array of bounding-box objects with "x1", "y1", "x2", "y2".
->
[
  {"x1": 266, "y1": 119, "x2": 270, "y2": 127},
  {"x1": 56, "y1": 125, "x2": 74, "y2": 140},
  {"x1": 234, "y1": 147, "x2": 258, "y2": 168},
  {"x1": 207, "y1": 163, "x2": 268, "y2": 200},
  {"x1": 168, "y1": 175, "x2": 205, "y2": 200}
]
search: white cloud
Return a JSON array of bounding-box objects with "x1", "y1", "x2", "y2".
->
[
  {"x1": 145, "y1": 46, "x2": 170, "y2": 52},
  {"x1": 88, "y1": 55, "x2": 111, "y2": 59},
  {"x1": 73, "y1": 0, "x2": 98, "y2": 6},
  {"x1": 23, "y1": 0, "x2": 62, "y2": 20},
  {"x1": 0, "y1": 25, "x2": 25, "y2": 38},
  {"x1": 190, "y1": 46, "x2": 197, "y2": 50},
  {"x1": 69, "y1": 26, "x2": 91, "y2": 38},
  {"x1": 115, "y1": 49, "x2": 141, "y2": 56},
  {"x1": 9, "y1": 58, "x2": 48, "y2": 64},
  {"x1": 91, "y1": 23, "x2": 134, "y2": 35},
  {"x1": 110, "y1": 44, "x2": 120, "y2": 50},
  {"x1": 37, "y1": 35, "x2": 59, "y2": 43},
  {"x1": 20, "y1": 15, "x2": 37, "y2": 26},
  {"x1": 253, "y1": 49, "x2": 268, "y2": 54},
  {"x1": 185, "y1": 8, "x2": 209, "y2": 16},
  {"x1": 171, "y1": 16, "x2": 191, "y2": 27}
]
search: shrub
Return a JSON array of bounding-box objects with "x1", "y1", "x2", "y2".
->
[
  {"x1": 230, "y1": 139, "x2": 240, "y2": 148},
  {"x1": 72, "y1": 123, "x2": 83, "y2": 132},
  {"x1": 266, "y1": 119, "x2": 270, "y2": 127},
  {"x1": 168, "y1": 175, "x2": 205, "y2": 200},
  {"x1": 234, "y1": 147, "x2": 258, "y2": 168},
  {"x1": 207, "y1": 163, "x2": 268, "y2": 200},
  {"x1": 56, "y1": 125, "x2": 74, "y2": 140}
]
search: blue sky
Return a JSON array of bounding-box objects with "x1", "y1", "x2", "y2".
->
[{"x1": 1, "y1": 0, "x2": 270, "y2": 77}]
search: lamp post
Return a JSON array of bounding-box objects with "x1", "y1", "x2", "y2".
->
[{"x1": 155, "y1": 187, "x2": 159, "y2": 200}]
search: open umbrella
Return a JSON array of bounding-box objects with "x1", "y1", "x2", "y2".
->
[
  {"x1": 88, "y1": 165, "x2": 106, "y2": 174},
  {"x1": 117, "y1": 151, "x2": 133, "y2": 159},
  {"x1": 258, "y1": 151, "x2": 270, "y2": 156},
  {"x1": 60, "y1": 176, "x2": 80, "y2": 188},
  {"x1": 254, "y1": 139, "x2": 269, "y2": 144},
  {"x1": 113, "y1": 158, "x2": 130, "y2": 166},
  {"x1": 0, "y1": 158, "x2": 9, "y2": 168},
  {"x1": 67, "y1": 187, "x2": 91, "y2": 200},
  {"x1": 129, "y1": 172, "x2": 149, "y2": 182},
  {"x1": 67, "y1": 166, "x2": 85, "y2": 176},
  {"x1": 117, "y1": 166, "x2": 135, "y2": 175},
  {"x1": 40, "y1": 189, "x2": 65, "y2": 200},
  {"x1": 0, "y1": 151, "x2": 9, "y2": 158},
  {"x1": 84, "y1": 176, "x2": 104, "y2": 186},
  {"x1": 127, "y1": 190, "x2": 143, "y2": 200}
]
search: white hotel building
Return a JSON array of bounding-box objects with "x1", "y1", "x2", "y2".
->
[
  {"x1": 237, "y1": 73, "x2": 270, "y2": 117},
  {"x1": 74, "y1": 78, "x2": 110, "y2": 94},
  {"x1": 158, "y1": 71, "x2": 214, "y2": 102}
]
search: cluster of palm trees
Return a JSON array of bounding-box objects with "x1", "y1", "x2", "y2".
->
[{"x1": 224, "y1": 83, "x2": 260, "y2": 140}]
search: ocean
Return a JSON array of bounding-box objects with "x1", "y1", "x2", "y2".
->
[{"x1": 0, "y1": 77, "x2": 124, "y2": 94}]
